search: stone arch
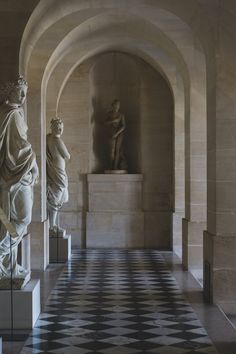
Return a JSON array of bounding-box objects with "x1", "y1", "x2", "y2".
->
[
  {"x1": 46, "y1": 42, "x2": 185, "y2": 254},
  {"x1": 54, "y1": 51, "x2": 175, "y2": 248}
]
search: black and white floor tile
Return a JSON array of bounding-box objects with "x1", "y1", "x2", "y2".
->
[{"x1": 21, "y1": 250, "x2": 218, "y2": 353}]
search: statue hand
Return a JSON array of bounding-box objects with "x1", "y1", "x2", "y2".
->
[{"x1": 32, "y1": 174, "x2": 39, "y2": 185}]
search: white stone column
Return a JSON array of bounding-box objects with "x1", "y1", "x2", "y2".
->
[
  {"x1": 27, "y1": 91, "x2": 49, "y2": 271},
  {"x1": 173, "y1": 74, "x2": 185, "y2": 258},
  {"x1": 182, "y1": 64, "x2": 207, "y2": 274}
]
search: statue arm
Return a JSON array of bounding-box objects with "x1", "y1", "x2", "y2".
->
[
  {"x1": 11, "y1": 111, "x2": 31, "y2": 156},
  {"x1": 31, "y1": 160, "x2": 39, "y2": 184},
  {"x1": 4, "y1": 110, "x2": 38, "y2": 187},
  {"x1": 57, "y1": 138, "x2": 70, "y2": 160},
  {"x1": 14, "y1": 111, "x2": 39, "y2": 183},
  {"x1": 105, "y1": 112, "x2": 120, "y2": 125}
]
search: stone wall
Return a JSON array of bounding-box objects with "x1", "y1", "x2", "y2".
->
[{"x1": 0, "y1": 0, "x2": 39, "y2": 82}]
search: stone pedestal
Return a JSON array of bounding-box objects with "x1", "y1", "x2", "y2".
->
[
  {"x1": 0, "y1": 272, "x2": 31, "y2": 290},
  {"x1": 49, "y1": 227, "x2": 66, "y2": 238},
  {"x1": 182, "y1": 219, "x2": 206, "y2": 272},
  {"x1": 0, "y1": 279, "x2": 40, "y2": 329},
  {"x1": 86, "y1": 174, "x2": 144, "y2": 248},
  {"x1": 204, "y1": 231, "x2": 236, "y2": 310},
  {"x1": 49, "y1": 234, "x2": 71, "y2": 263}
]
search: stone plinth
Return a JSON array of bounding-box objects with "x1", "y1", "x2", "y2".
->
[
  {"x1": 88, "y1": 174, "x2": 143, "y2": 211},
  {"x1": 204, "y1": 230, "x2": 236, "y2": 311},
  {"x1": 49, "y1": 234, "x2": 71, "y2": 263},
  {"x1": 0, "y1": 279, "x2": 40, "y2": 329},
  {"x1": 86, "y1": 174, "x2": 144, "y2": 248},
  {"x1": 49, "y1": 228, "x2": 66, "y2": 238},
  {"x1": 0, "y1": 272, "x2": 30, "y2": 290},
  {"x1": 87, "y1": 212, "x2": 144, "y2": 248}
]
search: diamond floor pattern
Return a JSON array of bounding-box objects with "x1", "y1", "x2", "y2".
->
[{"x1": 20, "y1": 250, "x2": 218, "y2": 353}]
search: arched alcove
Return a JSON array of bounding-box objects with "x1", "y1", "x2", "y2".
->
[
  {"x1": 55, "y1": 51, "x2": 174, "y2": 248},
  {"x1": 89, "y1": 52, "x2": 141, "y2": 173}
]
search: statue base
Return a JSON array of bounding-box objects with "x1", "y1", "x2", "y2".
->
[
  {"x1": 49, "y1": 234, "x2": 71, "y2": 263},
  {"x1": 104, "y1": 169, "x2": 128, "y2": 174},
  {"x1": 0, "y1": 272, "x2": 31, "y2": 290},
  {"x1": 49, "y1": 227, "x2": 66, "y2": 238},
  {"x1": 0, "y1": 279, "x2": 40, "y2": 329},
  {"x1": 86, "y1": 174, "x2": 144, "y2": 248}
]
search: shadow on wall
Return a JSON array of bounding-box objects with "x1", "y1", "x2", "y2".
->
[{"x1": 91, "y1": 96, "x2": 110, "y2": 172}]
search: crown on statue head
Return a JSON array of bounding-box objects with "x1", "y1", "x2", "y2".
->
[
  {"x1": 15, "y1": 76, "x2": 28, "y2": 88},
  {"x1": 50, "y1": 116, "x2": 63, "y2": 129}
]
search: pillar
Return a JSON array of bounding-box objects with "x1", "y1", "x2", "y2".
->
[
  {"x1": 204, "y1": 4, "x2": 236, "y2": 313},
  {"x1": 182, "y1": 59, "x2": 207, "y2": 274}
]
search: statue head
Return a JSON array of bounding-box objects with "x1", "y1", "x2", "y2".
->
[
  {"x1": 111, "y1": 99, "x2": 120, "y2": 113},
  {"x1": 0, "y1": 76, "x2": 28, "y2": 106},
  {"x1": 51, "y1": 117, "x2": 64, "y2": 136}
]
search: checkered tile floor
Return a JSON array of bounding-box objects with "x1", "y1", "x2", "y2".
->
[{"x1": 21, "y1": 250, "x2": 218, "y2": 353}]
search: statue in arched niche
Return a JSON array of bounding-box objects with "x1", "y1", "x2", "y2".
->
[
  {"x1": 0, "y1": 76, "x2": 39, "y2": 287},
  {"x1": 46, "y1": 117, "x2": 70, "y2": 237},
  {"x1": 105, "y1": 99, "x2": 127, "y2": 172}
]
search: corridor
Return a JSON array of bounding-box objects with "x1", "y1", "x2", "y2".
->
[{"x1": 19, "y1": 250, "x2": 234, "y2": 354}]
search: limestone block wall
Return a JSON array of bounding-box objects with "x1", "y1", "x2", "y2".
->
[
  {"x1": 0, "y1": 0, "x2": 39, "y2": 82},
  {"x1": 55, "y1": 51, "x2": 173, "y2": 249}
]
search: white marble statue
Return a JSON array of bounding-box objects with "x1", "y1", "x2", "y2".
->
[
  {"x1": 0, "y1": 76, "x2": 39, "y2": 286},
  {"x1": 46, "y1": 117, "x2": 70, "y2": 237}
]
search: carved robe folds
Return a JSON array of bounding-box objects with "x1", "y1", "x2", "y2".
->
[{"x1": 0, "y1": 104, "x2": 36, "y2": 279}]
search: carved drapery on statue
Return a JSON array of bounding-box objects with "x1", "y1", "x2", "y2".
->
[
  {"x1": 0, "y1": 77, "x2": 38, "y2": 287},
  {"x1": 46, "y1": 152, "x2": 68, "y2": 210},
  {"x1": 46, "y1": 117, "x2": 70, "y2": 237}
]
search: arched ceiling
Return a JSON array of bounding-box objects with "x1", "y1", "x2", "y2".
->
[
  {"x1": 20, "y1": 0, "x2": 209, "y2": 152},
  {"x1": 20, "y1": 0, "x2": 212, "y2": 90},
  {"x1": 41, "y1": 11, "x2": 191, "y2": 112},
  {"x1": 55, "y1": 43, "x2": 178, "y2": 111},
  {"x1": 20, "y1": 0, "x2": 215, "y2": 74}
]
